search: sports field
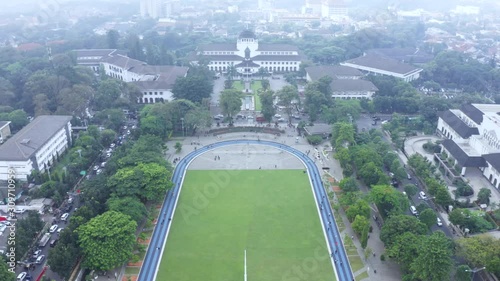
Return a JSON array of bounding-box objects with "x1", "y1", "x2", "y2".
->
[{"x1": 156, "y1": 170, "x2": 334, "y2": 281}]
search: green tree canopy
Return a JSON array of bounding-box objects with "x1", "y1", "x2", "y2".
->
[
  {"x1": 260, "y1": 89, "x2": 275, "y2": 123},
  {"x1": 219, "y1": 89, "x2": 243, "y2": 124},
  {"x1": 419, "y1": 209, "x2": 437, "y2": 229},
  {"x1": 456, "y1": 235, "x2": 500, "y2": 276},
  {"x1": 172, "y1": 75, "x2": 213, "y2": 103},
  {"x1": 380, "y1": 215, "x2": 427, "y2": 247},
  {"x1": 107, "y1": 196, "x2": 148, "y2": 223},
  {"x1": 411, "y1": 231, "x2": 454, "y2": 281},
  {"x1": 77, "y1": 211, "x2": 137, "y2": 271}
]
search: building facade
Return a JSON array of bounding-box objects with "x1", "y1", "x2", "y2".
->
[
  {"x1": 305, "y1": 65, "x2": 378, "y2": 99},
  {"x1": 191, "y1": 30, "x2": 303, "y2": 75},
  {"x1": 341, "y1": 54, "x2": 423, "y2": 82},
  {"x1": 0, "y1": 121, "x2": 11, "y2": 144},
  {"x1": 0, "y1": 116, "x2": 72, "y2": 181},
  {"x1": 74, "y1": 49, "x2": 126, "y2": 73},
  {"x1": 436, "y1": 104, "x2": 500, "y2": 189}
]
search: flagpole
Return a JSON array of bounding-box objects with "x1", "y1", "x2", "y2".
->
[{"x1": 244, "y1": 249, "x2": 247, "y2": 281}]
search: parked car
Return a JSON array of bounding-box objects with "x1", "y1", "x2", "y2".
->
[
  {"x1": 437, "y1": 217, "x2": 443, "y2": 226},
  {"x1": 32, "y1": 250, "x2": 42, "y2": 259},
  {"x1": 96, "y1": 169, "x2": 102, "y2": 175},
  {"x1": 35, "y1": 255, "x2": 45, "y2": 264},
  {"x1": 14, "y1": 209, "x2": 25, "y2": 214},
  {"x1": 49, "y1": 225, "x2": 58, "y2": 233},
  {"x1": 93, "y1": 165, "x2": 99, "y2": 171},
  {"x1": 419, "y1": 191, "x2": 427, "y2": 200},
  {"x1": 17, "y1": 272, "x2": 27, "y2": 281},
  {"x1": 110, "y1": 143, "x2": 115, "y2": 148},
  {"x1": 101, "y1": 162, "x2": 107, "y2": 168}
]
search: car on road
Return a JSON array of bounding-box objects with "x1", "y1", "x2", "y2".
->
[
  {"x1": 106, "y1": 152, "x2": 111, "y2": 158},
  {"x1": 101, "y1": 162, "x2": 106, "y2": 168},
  {"x1": 93, "y1": 165, "x2": 99, "y2": 171},
  {"x1": 126, "y1": 130, "x2": 131, "y2": 135},
  {"x1": 57, "y1": 228, "x2": 64, "y2": 234},
  {"x1": 407, "y1": 173, "x2": 412, "y2": 180},
  {"x1": 106, "y1": 148, "x2": 113, "y2": 153},
  {"x1": 14, "y1": 209, "x2": 25, "y2": 214},
  {"x1": 274, "y1": 114, "x2": 282, "y2": 118},
  {"x1": 213, "y1": 114, "x2": 224, "y2": 120},
  {"x1": 96, "y1": 169, "x2": 102, "y2": 175},
  {"x1": 35, "y1": 255, "x2": 45, "y2": 264},
  {"x1": 32, "y1": 250, "x2": 42, "y2": 259},
  {"x1": 49, "y1": 225, "x2": 58, "y2": 233},
  {"x1": 410, "y1": 205, "x2": 418, "y2": 216},
  {"x1": 17, "y1": 272, "x2": 27, "y2": 281},
  {"x1": 419, "y1": 191, "x2": 427, "y2": 200},
  {"x1": 437, "y1": 217, "x2": 443, "y2": 226},
  {"x1": 110, "y1": 143, "x2": 115, "y2": 148},
  {"x1": 277, "y1": 117, "x2": 286, "y2": 122}
]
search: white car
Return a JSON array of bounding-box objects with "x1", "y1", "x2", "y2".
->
[
  {"x1": 33, "y1": 249, "x2": 42, "y2": 259},
  {"x1": 437, "y1": 217, "x2": 443, "y2": 226},
  {"x1": 57, "y1": 228, "x2": 64, "y2": 234},
  {"x1": 101, "y1": 162, "x2": 107, "y2": 168},
  {"x1": 93, "y1": 165, "x2": 99, "y2": 171},
  {"x1": 13, "y1": 209, "x2": 25, "y2": 214},
  {"x1": 274, "y1": 114, "x2": 282, "y2": 118},
  {"x1": 419, "y1": 191, "x2": 427, "y2": 200},
  {"x1": 110, "y1": 143, "x2": 116, "y2": 148},
  {"x1": 49, "y1": 225, "x2": 58, "y2": 233},
  {"x1": 106, "y1": 153, "x2": 112, "y2": 158},
  {"x1": 96, "y1": 169, "x2": 102, "y2": 175},
  {"x1": 126, "y1": 130, "x2": 131, "y2": 135}
]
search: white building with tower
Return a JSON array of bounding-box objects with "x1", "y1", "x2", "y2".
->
[{"x1": 190, "y1": 30, "x2": 303, "y2": 75}]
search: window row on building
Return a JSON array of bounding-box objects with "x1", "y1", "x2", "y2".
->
[
  {"x1": 78, "y1": 56, "x2": 102, "y2": 60},
  {"x1": 209, "y1": 66, "x2": 298, "y2": 72}
]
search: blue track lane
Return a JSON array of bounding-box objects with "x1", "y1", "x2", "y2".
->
[{"x1": 137, "y1": 140, "x2": 354, "y2": 281}]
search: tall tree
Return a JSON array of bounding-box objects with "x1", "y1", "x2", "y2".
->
[
  {"x1": 411, "y1": 231, "x2": 454, "y2": 281},
  {"x1": 219, "y1": 89, "x2": 243, "y2": 125},
  {"x1": 260, "y1": 89, "x2": 275, "y2": 123},
  {"x1": 107, "y1": 196, "x2": 147, "y2": 224},
  {"x1": 0, "y1": 257, "x2": 15, "y2": 281},
  {"x1": 380, "y1": 215, "x2": 427, "y2": 247},
  {"x1": 419, "y1": 209, "x2": 437, "y2": 229},
  {"x1": 172, "y1": 75, "x2": 213, "y2": 104},
  {"x1": 106, "y1": 30, "x2": 120, "y2": 49},
  {"x1": 370, "y1": 185, "x2": 409, "y2": 217},
  {"x1": 276, "y1": 85, "x2": 299, "y2": 124},
  {"x1": 456, "y1": 235, "x2": 500, "y2": 276},
  {"x1": 77, "y1": 211, "x2": 137, "y2": 271}
]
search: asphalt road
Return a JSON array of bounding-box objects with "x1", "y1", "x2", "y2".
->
[{"x1": 137, "y1": 140, "x2": 354, "y2": 281}]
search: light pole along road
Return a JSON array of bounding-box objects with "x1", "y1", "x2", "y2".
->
[{"x1": 137, "y1": 139, "x2": 354, "y2": 281}]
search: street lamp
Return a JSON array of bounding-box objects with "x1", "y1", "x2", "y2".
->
[{"x1": 465, "y1": 267, "x2": 486, "y2": 280}]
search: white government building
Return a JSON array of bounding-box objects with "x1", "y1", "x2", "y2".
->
[
  {"x1": 74, "y1": 49, "x2": 189, "y2": 104},
  {"x1": 0, "y1": 115, "x2": 73, "y2": 181},
  {"x1": 190, "y1": 30, "x2": 303, "y2": 75},
  {"x1": 436, "y1": 104, "x2": 500, "y2": 189}
]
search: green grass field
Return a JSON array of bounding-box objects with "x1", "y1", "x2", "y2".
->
[{"x1": 157, "y1": 170, "x2": 334, "y2": 281}]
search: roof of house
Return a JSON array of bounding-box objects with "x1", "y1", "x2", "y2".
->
[
  {"x1": 198, "y1": 43, "x2": 238, "y2": 52},
  {"x1": 235, "y1": 60, "x2": 261, "y2": 68},
  {"x1": 342, "y1": 54, "x2": 422, "y2": 75},
  {"x1": 256, "y1": 44, "x2": 299, "y2": 51},
  {"x1": 439, "y1": 110, "x2": 479, "y2": 138},
  {"x1": 306, "y1": 65, "x2": 364, "y2": 80},
  {"x1": 460, "y1": 104, "x2": 484, "y2": 124},
  {"x1": 191, "y1": 54, "x2": 244, "y2": 61},
  {"x1": 483, "y1": 153, "x2": 500, "y2": 172},
  {"x1": 365, "y1": 48, "x2": 434, "y2": 64},
  {"x1": 0, "y1": 115, "x2": 72, "y2": 161},
  {"x1": 102, "y1": 54, "x2": 146, "y2": 70},
  {"x1": 251, "y1": 54, "x2": 302, "y2": 61},
  {"x1": 132, "y1": 66, "x2": 188, "y2": 90},
  {"x1": 331, "y1": 79, "x2": 378, "y2": 92},
  {"x1": 442, "y1": 139, "x2": 487, "y2": 167},
  {"x1": 0, "y1": 121, "x2": 11, "y2": 129},
  {"x1": 304, "y1": 123, "x2": 332, "y2": 135}
]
